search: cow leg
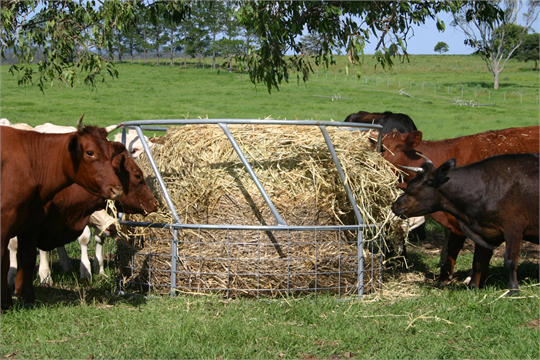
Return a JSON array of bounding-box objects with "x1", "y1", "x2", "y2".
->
[
  {"x1": 57, "y1": 246, "x2": 74, "y2": 273},
  {"x1": 78, "y1": 227, "x2": 92, "y2": 280},
  {"x1": 93, "y1": 234, "x2": 105, "y2": 275},
  {"x1": 14, "y1": 230, "x2": 38, "y2": 307},
  {"x1": 7, "y1": 238, "x2": 18, "y2": 287},
  {"x1": 1, "y1": 236, "x2": 14, "y2": 310},
  {"x1": 38, "y1": 250, "x2": 53, "y2": 285},
  {"x1": 469, "y1": 245, "x2": 493, "y2": 290},
  {"x1": 439, "y1": 232, "x2": 467, "y2": 283},
  {"x1": 504, "y1": 235, "x2": 522, "y2": 294}
]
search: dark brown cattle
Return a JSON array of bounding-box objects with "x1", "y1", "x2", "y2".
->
[
  {"x1": 344, "y1": 111, "x2": 418, "y2": 134},
  {"x1": 392, "y1": 154, "x2": 539, "y2": 293},
  {"x1": 382, "y1": 126, "x2": 539, "y2": 286},
  {"x1": 1, "y1": 116, "x2": 122, "y2": 310}
]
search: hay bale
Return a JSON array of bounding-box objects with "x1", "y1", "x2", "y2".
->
[{"x1": 117, "y1": 123, "x2": 404, "y2": 297}]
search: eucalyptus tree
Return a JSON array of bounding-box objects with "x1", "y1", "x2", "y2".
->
[
  {"x1": 2, "y1": 1, "x2": 504, "y2": 92},
  {"x1": 514, "y1": 30, "x2": 539, "y2": 70},
  {"x1": 452, "y1": 0, "x2": 539, "y2": 89},
  {"x1": 233, "y1": 1, "x2": 505, "y2": 93},
  {"x1": 1, "y1": 0, "x2": 189, "y2": 90}
]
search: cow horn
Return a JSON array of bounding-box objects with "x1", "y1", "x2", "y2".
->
[
  {"x1": 76, "y1": 114, "x2": 85, "y2": 132},
  {"x1": 416, "y1": 152, "x2": 433, "y2": 164},
  {"x1": 398, "y1": 164, "x2": 424, "y2": 174},
  {"x1": 105, "y1": 122, "x2": 124, "y2": 134}
]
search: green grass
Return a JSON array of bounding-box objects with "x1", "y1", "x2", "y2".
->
[
  {"x1": 1, "y1": 55, "x2": 539, "y2": 359},
  {"x1": 1, "y1": 54, "x2": 538, "y2": 140}
]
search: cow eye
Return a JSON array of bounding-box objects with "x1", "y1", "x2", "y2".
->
[
  {"x1": 86, "y1": 150, "x2": 94, "y2": 157},
  {"x1": 135, "y1": 174, "x2": 142, "y2": 180}
]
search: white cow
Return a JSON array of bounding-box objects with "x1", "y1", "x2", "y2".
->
[
  {"x1": 0, "y1": 118, "x2": 33, "y2": 131},
  {"x1": 113, "y1": 129, "x2": 154, "y2": 159},
  {"x1": 8, "y1": 210, "x2": 117, "y2": 285},
  {"x1": 34, "y1": 122, "x2": 77, "y2": 134}
]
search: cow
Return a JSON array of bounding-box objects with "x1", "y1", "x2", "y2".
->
[
  {"x1": 1, "y1": 115, "x2": 123, "y2": 309},
  {"x1": 344, "y1": 111, "x2": 418, "y2": 134},
  {"x1": 381, "y1": 126, "x2": 539, "y2": 284},
  {"x1": 392, "y1": 153, "x2": 539, "y2": 293},
  {"x1": 34, "y1": 122, "x2": 77, "y2": 134},
  {"x1": 8, "y1": 143, "x2": 158, "y2": 297},
  {"x1": 113, "y1": 129, "x2": 154, "y2": 159}
]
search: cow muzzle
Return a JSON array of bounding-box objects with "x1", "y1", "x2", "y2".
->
[{"x1": 109, "y1": 185, "x2": 124, "y2": 200}]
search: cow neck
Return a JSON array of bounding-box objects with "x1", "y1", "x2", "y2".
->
[
  {"x1": 416, "y1": 138, "x2": 462, "y2": 167},
  {"x1": 432, "y1": 168, "x2": 484, "y2": 228},
  {"x1": 29, "y1": 132, "x2": 76, "y2": 204}
]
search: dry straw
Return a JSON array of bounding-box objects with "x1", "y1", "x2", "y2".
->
[{"x1": 117, "y1": 123, "x2": 405, "y2": 297}]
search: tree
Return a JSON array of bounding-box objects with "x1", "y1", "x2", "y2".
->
[
  {"x1": 233, "y1": 1, "x2": 506, "y2": 93},
  {"x1": 0, "y1": 0, "x2": 189, "y2": 91},
  {"x1": 434, "y1": 41, "x2": 449, "y2": 54},
  {"x1": 452, "y1": 0, "x2": 540, "y2": 89},
  {"x1": 514, "y1": 31, "x2": 539, "y2": 70},
  {"x1": 1, "y1": 1, "x2": 503, "y2": 93}
]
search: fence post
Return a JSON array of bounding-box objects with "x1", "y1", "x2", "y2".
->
[
  {"x1": 462, "y1": 86, "x2": 464, "y2": 96},
  {"x1": 434, "y1": 84, "x2": 437, "y2": 93},
  {"x1": 475, "y1": 88, "x2": 477, "y2": 98},
  {"x1": 489, "y1": 91, "x2": 491, "y2": 100},
  {"x1": 335, "y1": 73, "x2": 337, "y2": 81},
  {"x1": 386, "y1": 79, "x2": 389, "y2": 87},
  {"x1": 504, "y1": 92, "x2": 506, "y2": 101},
  {"x1": 326, "y1": 72, "x2": 328, "y2": 80},
  {"x1": 447, "y1": 86, "x2": 449, "y2": 94},
  {"x1": 521, "y1": 93, "x2": 523, "y2": 103}
]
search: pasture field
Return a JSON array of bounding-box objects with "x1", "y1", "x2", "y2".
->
[{"x1": 1, "y1": 54, "x2": 539, "y2": 359}]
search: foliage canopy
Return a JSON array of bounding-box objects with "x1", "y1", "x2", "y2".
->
[{"x1": 1, "y1": 1, "x2": 505, "y2": 93}]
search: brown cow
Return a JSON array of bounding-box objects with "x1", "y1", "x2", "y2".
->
[
  {"x1": 381, "y1": 126, "x2": 539, "y2": 286},
  {"x1": 10, "y1": 143, "x2": 158, "y2": 299},
  {"x1": 1, "y1": 116, "x2": 123, "y2": 310}
]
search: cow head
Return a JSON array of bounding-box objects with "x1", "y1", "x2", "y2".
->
[
  {"x1": 110, "y1": 142, "x2": 158, "y2": 215},
  {"x1": 392, "y1": 157, "x2": 456, "y2": 218},
  {"x1": 67, "y1": 115, "x2": 123, "y2": 200},
  {"x1": 381, "y1": 130, "x2": 426, "y2": 184}
]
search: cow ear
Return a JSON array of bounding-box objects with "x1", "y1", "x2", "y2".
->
[
  {"x1": 111, "y1": 141, "x2": 127, "y2": 157},
  {"x1": 404, "y1": 131, "x2": 422, "y2": 150},
  {"x1": 433, "y1": 158, "x2": 456, "y2": 187},
  {"x1": 68, "y1": 134, "x2": 82, "y2": 156}
]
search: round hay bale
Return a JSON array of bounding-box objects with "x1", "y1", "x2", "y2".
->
[{"x1": 116, "y1": 123, "x2": 404, "y2": 297}]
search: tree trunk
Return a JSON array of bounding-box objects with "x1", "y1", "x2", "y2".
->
[
  {"x1": 170, "y1": 26, "x2": 174, "y2": 66},
  {"x1": 212, "y1": 32, "x2": 216, "y2": 69},
  {"x1": 493, "y1": 71, "x2": 500, "y2": 90},
  {"x1": 183, "y1": 28, "x2": 187, "y2": 68},
  {"x1": 117, "y1": 33, "x2": 122, "y2": 63},
  {"x1": 143, "y1": 29, "x2": 147, "y2": 65}
]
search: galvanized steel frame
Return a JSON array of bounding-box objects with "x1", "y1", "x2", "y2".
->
[{"x1": 116, "y1": 119, "x2": 385, "y2": 297}]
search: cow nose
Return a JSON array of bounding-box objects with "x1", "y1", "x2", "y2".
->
[{"x1": 109, "y1": 185, "x2": 123, "y2": 200}]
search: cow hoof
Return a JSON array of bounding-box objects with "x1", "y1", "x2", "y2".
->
[
  {"x1": 507, "y1": 289, "x2": 520, "y2": 296},
  {"x1": 23, "y1": 302, "x2": 35, "y2": 309}
]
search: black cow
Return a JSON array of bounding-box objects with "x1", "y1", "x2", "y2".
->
[
  {"x1": 392, "y1": 153, "x2": 539, "y2": 293},
  {"x1": 344, "y1": 111, "x2": 417, "y2": 134}
]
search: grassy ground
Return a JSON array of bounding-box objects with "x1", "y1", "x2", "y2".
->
[
  {"x1": 1, "y1": 55, "x2": 539, "y2": 359},
  {"x1": 1, "y1": 54, "x2": 538, "y2": 140}
]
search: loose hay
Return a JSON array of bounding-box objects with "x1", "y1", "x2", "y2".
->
[{"x1": 116, "y1": 123, "x2": 405, "y2": 297}]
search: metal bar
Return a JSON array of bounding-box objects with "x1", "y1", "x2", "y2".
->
[
  {"x1": 319, "y1": 125, "x2": 363, "y2": 225},
  {"x1": 120, "y1": 119, "x2": 383, "y2": 132},
  {"x1": 171, "y1": 228, "x2": 178, "y2": 296},
  {"x1": 119, "y1": 220, "x2": 372, "y2": 232},
  {"x1": 133, "y1": 126, "x2": 182, "y2": 224},
  {"x1": 358, "y1": 230, "x2": 364, "y2": 297},
  {"x1": 218, "y1": 123, "x2": 287, "y2": 226}
]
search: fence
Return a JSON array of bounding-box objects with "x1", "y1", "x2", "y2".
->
[
  {"x1": 313, "y1": 71, "x2": 539, "y2": 105},
  {"x1": 115, "y1": 119, "x2": 385, "y2": 299}
]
